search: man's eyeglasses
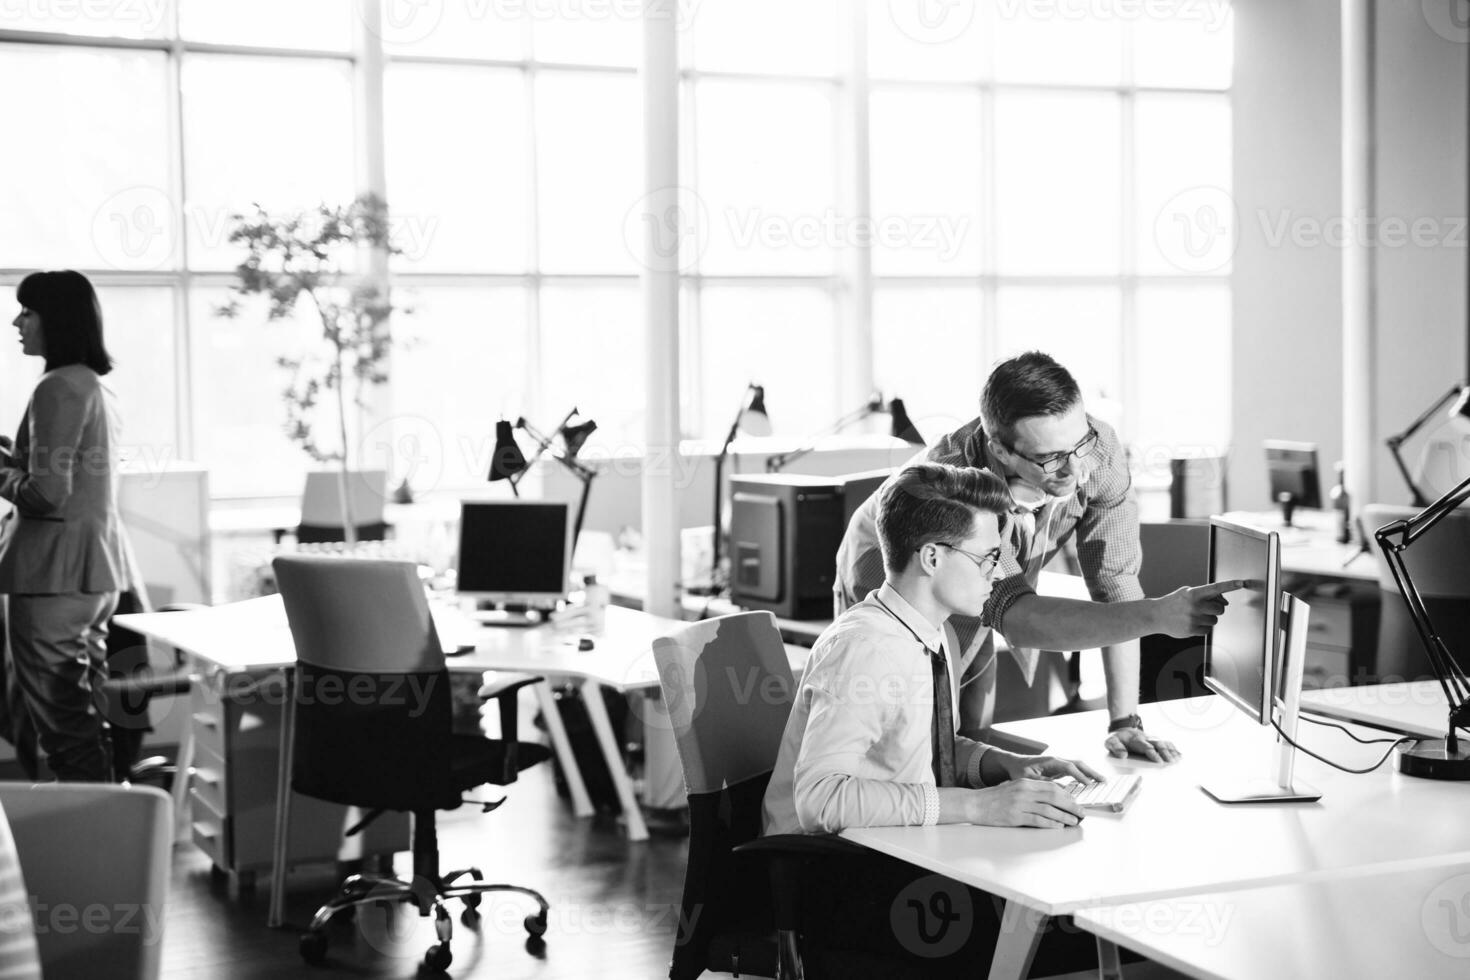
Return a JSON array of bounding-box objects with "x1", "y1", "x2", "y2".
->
[
  {"x1": 1009, "y1": 426, "x2": 1100, "y2": 475},
  {"x1": 932, "y1": 542, "x2": 1002, "y2": 577}
]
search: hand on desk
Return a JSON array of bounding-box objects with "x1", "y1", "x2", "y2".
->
[
  {"x1": 1105, "y1": 727, "x2": 1180, "y2": 764},
  {"x1": 960, "y1": 779, "x2": 1088, "y2": 830}
]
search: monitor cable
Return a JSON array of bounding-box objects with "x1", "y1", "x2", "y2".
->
[{"x1": 1271, "y1": 719, "x2": 1420, "y2": 775}]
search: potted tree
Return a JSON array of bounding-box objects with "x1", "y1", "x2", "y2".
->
[{"x1": 216, "y1": 194, "x2": 402, "y2": 545}]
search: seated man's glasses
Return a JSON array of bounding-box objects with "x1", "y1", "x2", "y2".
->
[
  {"x1": 1010, "y1": 426, "x2": 1100, "y2": 475},
  {"x1": 933, "y1": 542, "x2": 1002, "y2": 577}
]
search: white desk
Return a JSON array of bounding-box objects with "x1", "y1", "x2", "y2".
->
[
  {"x1": 114, "y1": 599, "x2": 773, "y2": 848},
  {"x1": 1074, "y1": 862, "x2": 1470, "y2": 980},
  {"x1": 841, "y1": 698, "x2": 1470, "y2": 980},
  {"x1": 1301, "y1": 679, "x2": 1451, "y2": 739}
]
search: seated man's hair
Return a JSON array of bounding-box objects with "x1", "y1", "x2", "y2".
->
[
  {"x1": 980, "y1": 350, "x2": 1081, "y2": 448},
  {"x1": 876, "y1": 463, "x2": 1012, "y2": 576}
]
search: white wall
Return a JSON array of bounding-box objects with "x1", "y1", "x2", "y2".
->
[{"x1": 1232, "y1": 0, "x2": 1467, "y2": 511}]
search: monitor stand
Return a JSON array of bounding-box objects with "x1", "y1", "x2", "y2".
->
[
  {"x1": 1275, "y1": 491, "x2": 1298, "y2": 528},
  {"x1": 467, "y1": 602, "x2": 549, "y2": 628},
  {"x1": 1203, "y1": 593, "x2": 1322, "y2": 804}
]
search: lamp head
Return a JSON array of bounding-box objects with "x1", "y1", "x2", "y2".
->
[
  {"x1": 487, "y1": 419, "x2": 528, "y2": 482},
  {"x1": 740, "y1": 384, "x2": 772, "y2": 437},
  {"x1": 559, "y1": 418, "x2": 598, "y2": 459},
  {"x1": 886, "y1": 396, "x2": 925, "y2": 445}
]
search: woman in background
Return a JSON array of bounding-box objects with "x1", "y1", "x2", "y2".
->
[{"x1": 0, "y1": 270, "x2": 134, "y2": 781}]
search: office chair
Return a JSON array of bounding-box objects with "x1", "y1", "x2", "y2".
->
[
  {"x1": 651, "y1": 611, "x2": 865, "y2": 980},
  {"x1": 289, "y1": 469, "x2": 391, "y2": 544},
  {"x1": 0, "y1": 782, "x2": 172, "y2": 980},
  {"x1": 271, "y1": 555, "x2": 552, "y2": 972},
  {"x1": 1362, "y1": 503, "x2": 1470, "y2": 681},
  {"x1": 103, "y1": 599, "x2": 206, "y2": 786}
]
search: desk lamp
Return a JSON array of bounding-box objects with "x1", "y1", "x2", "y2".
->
[
  {"x1": 1384, "y1": 382, "x2": 1470, "y2": 507},
  {"x1": 764, "y1": 392, "x2": 926, "y2": 473},
  {"x1": 1374, "y1": 473, "x2": 1470, "y2": 779},
  {"x1": 699, "y1": 383, "x2": 771, "y2": 595},
  {"x1": 486, "y1": 408, "x2": 599, "y2": 545}
]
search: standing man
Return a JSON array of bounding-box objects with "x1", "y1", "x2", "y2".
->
[{"x1": 836, "y1": 351, "x2": 1214, "y2": 761}]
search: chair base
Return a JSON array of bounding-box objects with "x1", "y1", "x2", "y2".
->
[{"x1": 297, "y1": 868, "x2": 549, "y2": 970}]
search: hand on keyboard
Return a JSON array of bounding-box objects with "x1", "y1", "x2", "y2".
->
[{"x1": 1055, "y1": 774, "x2": 1142, "y2": 813}]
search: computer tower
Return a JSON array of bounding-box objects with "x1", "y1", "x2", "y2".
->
[{"x1": 729, "y1": 470, "x2": 890, "y2": 620}]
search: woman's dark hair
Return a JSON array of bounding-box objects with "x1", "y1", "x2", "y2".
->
[
  {"x1": 16, "y1": 270, "x2": 113, "y2": 375},
  {"x1": 980, "y1": 350, "x2": 1080, "y2": 448},
  {"x1": 876, "y1": 463, "x2": 1013, "y2": 576}
]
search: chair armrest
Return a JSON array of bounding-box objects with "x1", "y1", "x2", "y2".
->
[
  {"x1": 477, "y1": 672, "x2": 544, "y2": 783},
  {"x1": 733, "y1": 833, "x2": 865, "y2": 859}
]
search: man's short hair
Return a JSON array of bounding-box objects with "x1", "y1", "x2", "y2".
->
[
  {"x1": 876, "y1": 463, "x2": 1012, "y2": 576},
  {"x1": 980, "y1": 351, "x2": 1082, "y2": 447}
]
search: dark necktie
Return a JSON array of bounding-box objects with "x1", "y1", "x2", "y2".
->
[{"x1": 930, "y1": 643, "x2": 957, "y2": 787}]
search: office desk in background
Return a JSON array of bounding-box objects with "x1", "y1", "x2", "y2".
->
[
  {"x1": 842, "y1": 694, "x2": 1470, "y2": 980},
  {"x1": 115, "y1": 599, "x2": 760, "y2": 866}
]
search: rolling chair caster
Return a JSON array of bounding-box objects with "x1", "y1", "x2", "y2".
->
[{"x1": 299, "y1": 930, "x2": 328, "y2": 965}]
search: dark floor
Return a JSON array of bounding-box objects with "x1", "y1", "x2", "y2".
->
[{"x1": 158, "y1": 765, "x2": 689, "y2": 980}]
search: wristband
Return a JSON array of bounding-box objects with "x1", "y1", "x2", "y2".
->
[{"x1": 1107, "y1": 713, "x2": 1144, "y2": 733}]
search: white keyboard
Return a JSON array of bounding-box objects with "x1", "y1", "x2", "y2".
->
[{"x1": 1061, "y1": 774, "x2": 1142, "y2": 813}]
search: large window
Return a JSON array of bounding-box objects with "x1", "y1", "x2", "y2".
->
[{"x1": 0, "y1": 0, "x2": 1233, "y2": 498}]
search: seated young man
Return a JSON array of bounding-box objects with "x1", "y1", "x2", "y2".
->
[{"x1": 763, "y1": 462, "x2": 1107, "y2": 976}]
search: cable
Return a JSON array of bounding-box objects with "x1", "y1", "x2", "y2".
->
[
  {"x1": 1271, "y1": 720, "x2": 1419, "y2": 775},
  {"x1": 1296, "y1": 711, "x2": 1410, "y2": 745}
]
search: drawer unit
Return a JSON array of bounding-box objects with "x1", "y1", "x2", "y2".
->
[
  {"x1": 1291, "y1": 582, "x2": 1381, "y2": 690},
  {"x1": 186, "y1": 666, "x2": 409, "y2": 891}
]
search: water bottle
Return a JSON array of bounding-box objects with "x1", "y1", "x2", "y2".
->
[
  {"x1": 582, "y1": 573, "x2": 610, "y2": 632},
  {"x1": 1329, "y1": 461, "x2": 1352, "y2": 545}
]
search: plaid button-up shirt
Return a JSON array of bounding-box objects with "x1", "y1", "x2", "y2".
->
[{"x1": 834, "y1": 415, "x2": 1144, "y2": 693}]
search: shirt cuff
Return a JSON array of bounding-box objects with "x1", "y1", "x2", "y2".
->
[{"x1": 921, "y1": 782, "x2": 940, "y2": 826}]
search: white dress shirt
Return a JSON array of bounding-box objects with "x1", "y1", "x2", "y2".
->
[{"x1": 762, "y1": 582, "x2": 994, "y2": 836}]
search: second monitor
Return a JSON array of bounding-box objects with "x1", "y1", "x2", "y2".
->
[{"x1": 1264, "y1": 440, "x2": 1322, "y2": 528}]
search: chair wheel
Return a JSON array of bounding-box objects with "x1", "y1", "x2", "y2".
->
[
  {"x1": 462, "y1": 892, "x2": 481, "y2": 910},
  {"x1": 423, "y1": 942, "x2": 452, "y2": 971},
  {"x1": 299, "y1": 930, "x2": 328, "y2": 965},
  {"x1": 461, "y1": 907, "x2": 480, "y2": 928},
  {"x1": 524, "y1": 911, "x2": 547, "y2": 938}
]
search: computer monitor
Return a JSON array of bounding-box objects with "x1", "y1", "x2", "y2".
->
[
  {"x1": 456, "y1": 501, "x2": 572, "y2": 623},
  {"x1": 1201, "y1": 517, "x2": 1320, "y2": 803},
  {"x1": 1264, "y1": 440, "x2": 1322, "y2": 527}
]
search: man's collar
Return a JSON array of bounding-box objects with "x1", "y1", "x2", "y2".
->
[{"x1": 874, "y1": 582, "x2": 945, "y2": 653}]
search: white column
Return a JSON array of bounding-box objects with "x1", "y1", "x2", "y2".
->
[
  {"x1": 641, "y1": 0, "x2": 681, "y2": 620},
  {"x1": 839, "y1": 2, "x2": 874, "y2": 409},
  {"x1": 1341, "y1": 0, "x2": 1375, "y2": 519}
]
